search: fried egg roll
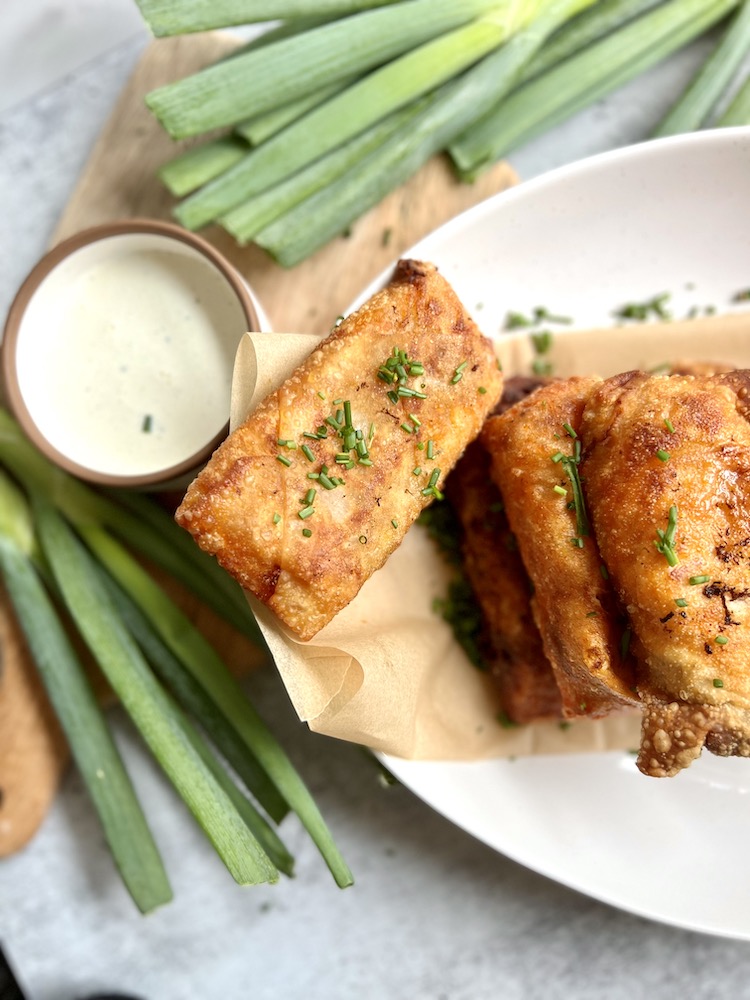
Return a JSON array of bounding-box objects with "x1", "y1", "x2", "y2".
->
[
  {"x1": 482, "y1": 377, "x2": 637, "y2": 718},
  {"x1": 581, "y1": 371, "x2": 750, "y2": 775},
  {"x1": 176, "y1": 259, "x2": 503, "y2": 641}
]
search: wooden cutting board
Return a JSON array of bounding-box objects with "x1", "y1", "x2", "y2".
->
[{"x1": 0, "y1": 32, "x2": 517, "y2": 857}]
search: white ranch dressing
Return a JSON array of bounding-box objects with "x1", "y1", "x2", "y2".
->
[{"x1": 16, "y1": 233, "x2": 248, "y2": 477}]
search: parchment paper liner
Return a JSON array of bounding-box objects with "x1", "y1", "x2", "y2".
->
[{"x1": 230, "y1": 311, "x2": 750, "y2": 760}]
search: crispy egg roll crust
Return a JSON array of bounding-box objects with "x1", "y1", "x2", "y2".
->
[
  {"x1": 446, "y1": 376, "x2": 561, "y2": 724},
  {"x1": 176, "y1": 259, "x2": 503, "y2": 640},
  {"x1": 482, "y1": 377, "x2": 637, "y2": 719},
  {"x1": 580, "y1": 370, "x2": 750, "y2": 775}
]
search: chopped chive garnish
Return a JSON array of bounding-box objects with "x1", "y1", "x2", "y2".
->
[
  {"x1": 387, "y1": 391, "x2": 399, "y2": 405},
  {"x1": 664, "y1": 418, "x2": 675, "y2": 433},
  {"x1": 689, "y1": 575, "x2": 709, "y2": 585},
  {"x1": 302, "y1": 528, "x2": 312, "y2": 537},
  {"x1": 563, "y1": 422, "x2": 577, "y2": 439},
  {"x1": 333, "y1": 398, "x2": 344, "y2": 406},
  {"x1": 316, "y1": 426, "x2": 328, "y2": 438},
  {"x1": 335, "y1": 409, "x2": 344, "y2": 425},
  {"x1": 302, "y1": 432, "x2": 319, "y2": 441},
  {"x1": 344, "y1": 461, "x2": 355, "y2": 470},
  {"x1": 416, "y1": 442, "x2": 425, "y2": 451},
  {"x1": 531, "y1": 331, "x2": 553, "y2": 354},
  {"x1": 359, "y1": 458, "x2": 373, "y2": 467},
  {"x1": 426, "y1": 440, "x2": 435, "y2": 460},
  {"x1": 391, "y1": 519, "x2": 398, "y2": 529},
  {"x1": 401, "y1": 423, "x2": 413, "y2": 434},
  {"x1": 656, "y1": 449, "x2": 670, "y2": 462},
  {"x1": 571, "y1": 537, "x2": 584, "y2": 548},
  {"x1": 654, "y1": 505, "x2": 679, "y2": 567},
  {"x1": 600, "y1": 564, "x2": 609, "y2": 580},
  {"x1": 316, "y1": 391, "x2": 325, "y2": 400},
  {"x1": 301, "y1": 444, "x2": 315, "y2": 462},
  {"x1": 413, "y1": 467, "x2": 422, "y2": 476},
  {"x1": 335, "y1": 452, "x2": 350, "y2": 462},
  {"x1": 305, "y1": 489, "x2": 316, "y2": 505},
  {"x1": 319, "y1": 474, "x2": 336, "y2": 490},
  {"x1": 713, "y1": 678, "x2": 725, "y2": 686},
  {"x1": 553, "y1": 485, "x2": 567, "y2": 496},
  {"x1": 298, "y1": 506, "x2": 315, "y2": 520},
  {"x1": 272, "y1": 513, "x2": 281, "y2": 525},
  {"x1": 675, "y1": 598, "x2": 688, "y2": 608},
  {"x1": 141, "y1": 414, "x2": 153, "y2": 433},
  {"x1": 410, "y1": 363, "x2": 424, "y2": 375},
  {"x1": 368, "y1": 422, "x2": 375, "y2": 442},
  {"x1": 585, "y1": 611, "x2": 598, "y2": 618},
  {"x1": 551, "y1": 452, "x2": 564, "y2": 463},
  {"x1": 408, "y1": 413, "x2": 421, "y2": 428},
  {"x1": 574, "y1": 439, "x2": 581, "y2": 463},
  {"x1": 356, "y1": 440, "x2": 368, "y2": 458},
  {"x1": 343, "y1": 401, "x2": 352, "y2": 425},
  {"x1": 277, "y1": 439, "x2": 296, "y2": 448},
  {"x1": 325, "y1": 416, "x2": 341, "y2": 430},
  {"x1": 276, "y1": 455, "x2": 292, "y2": 467},
  {"x1": 307, "y1": 472, "x2": 320, "y2": 480},
  {"x1": 478, "y1": 386, "x2": 487, "y2": 394},
  {"x1": 398, "y1": 386, "x2": 427, "y2": 399},
  {"x1": 715, "y1": 637, "x2": 729, "y2": 646},
  {"x1": 321, "y1": 465, "x2": 329, "y2": 475},
  {"x1": 561, "y1": 455, "x2": 589, "y2": 538},
  {"x1": 427, "y1": 469, "x2": 441, "y2": 488},
  {"x1": 451, "y1": 372, "x2": 464, "y2": 385}
]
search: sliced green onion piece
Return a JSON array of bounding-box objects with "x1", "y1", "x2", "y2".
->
[{"x1": 690, "y1": 574, "x2": 710, "y2": 585}]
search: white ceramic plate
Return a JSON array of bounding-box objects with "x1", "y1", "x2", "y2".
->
[{"x1": 357, "y1": 127, "x2": 750, "y2": 939}]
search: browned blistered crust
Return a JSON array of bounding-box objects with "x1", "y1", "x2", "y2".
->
[
  {"x1": 581, "y1": 370, "x2": 750, "y2": 776},
  {"x1": 176, "y1": 259, "x2": 503, "y2": 641},
  {"x1": 482, "y1": 377, "x2": 638, "y2": 720},
  {"x1": 445, "y1": 377, "x2": 561, "y2": 724}
]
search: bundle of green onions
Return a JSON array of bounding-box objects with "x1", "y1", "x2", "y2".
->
[
  {"x1": 0, "y1": 407, "x2": 352, "y2": 912},
  {"x1": 137, "y1": 0, "x2": 750, "y2": 266}
]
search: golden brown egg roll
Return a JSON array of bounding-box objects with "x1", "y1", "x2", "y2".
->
[
  {"x1": 581, "y1": 370, "x2": 750, "y2": 775},
  {"x1": 176, "y1": 259, "x2": 503, "y2": 641},
  {"x1": 482, "y1": 377, "x2": 637, "y2": 719}
]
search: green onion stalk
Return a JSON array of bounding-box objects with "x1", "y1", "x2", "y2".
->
[
  {"x1": 652, "y1": 0, "x2": 750, "y2": 136},
  {"x1": 175, "y1": 1, "x2": 549, "y2": 230},
  {"x1": 0, "y1": 408, "x2": 353, "y2": 907},
  {"x1": 449, "y1": 0, "x2": 740, "y2": 179}
]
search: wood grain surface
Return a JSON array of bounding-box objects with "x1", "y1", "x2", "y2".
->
[{"x1": 0, "y1": 31, "x2": 517, "y2": 856}]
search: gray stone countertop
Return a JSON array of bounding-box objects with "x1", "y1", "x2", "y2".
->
[{"x1": 2, "y1": 24, "x2": 750, "y2": 1000}]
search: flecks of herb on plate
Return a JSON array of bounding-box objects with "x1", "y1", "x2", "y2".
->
[
  {"x1": 418, "y1": 502, "x2": 489, "y2": 673},
  {"x1": 614, "y1": 293, "x2": 671, "y2": 322}
]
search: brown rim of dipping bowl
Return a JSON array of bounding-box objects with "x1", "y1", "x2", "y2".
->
[{"x1": 1, "y1": 218, "x2": 260, "y2": 489}]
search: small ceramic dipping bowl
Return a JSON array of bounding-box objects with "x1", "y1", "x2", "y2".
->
[{"x1": 1, "y1": 219, "x2": 267, "y2": 489}]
